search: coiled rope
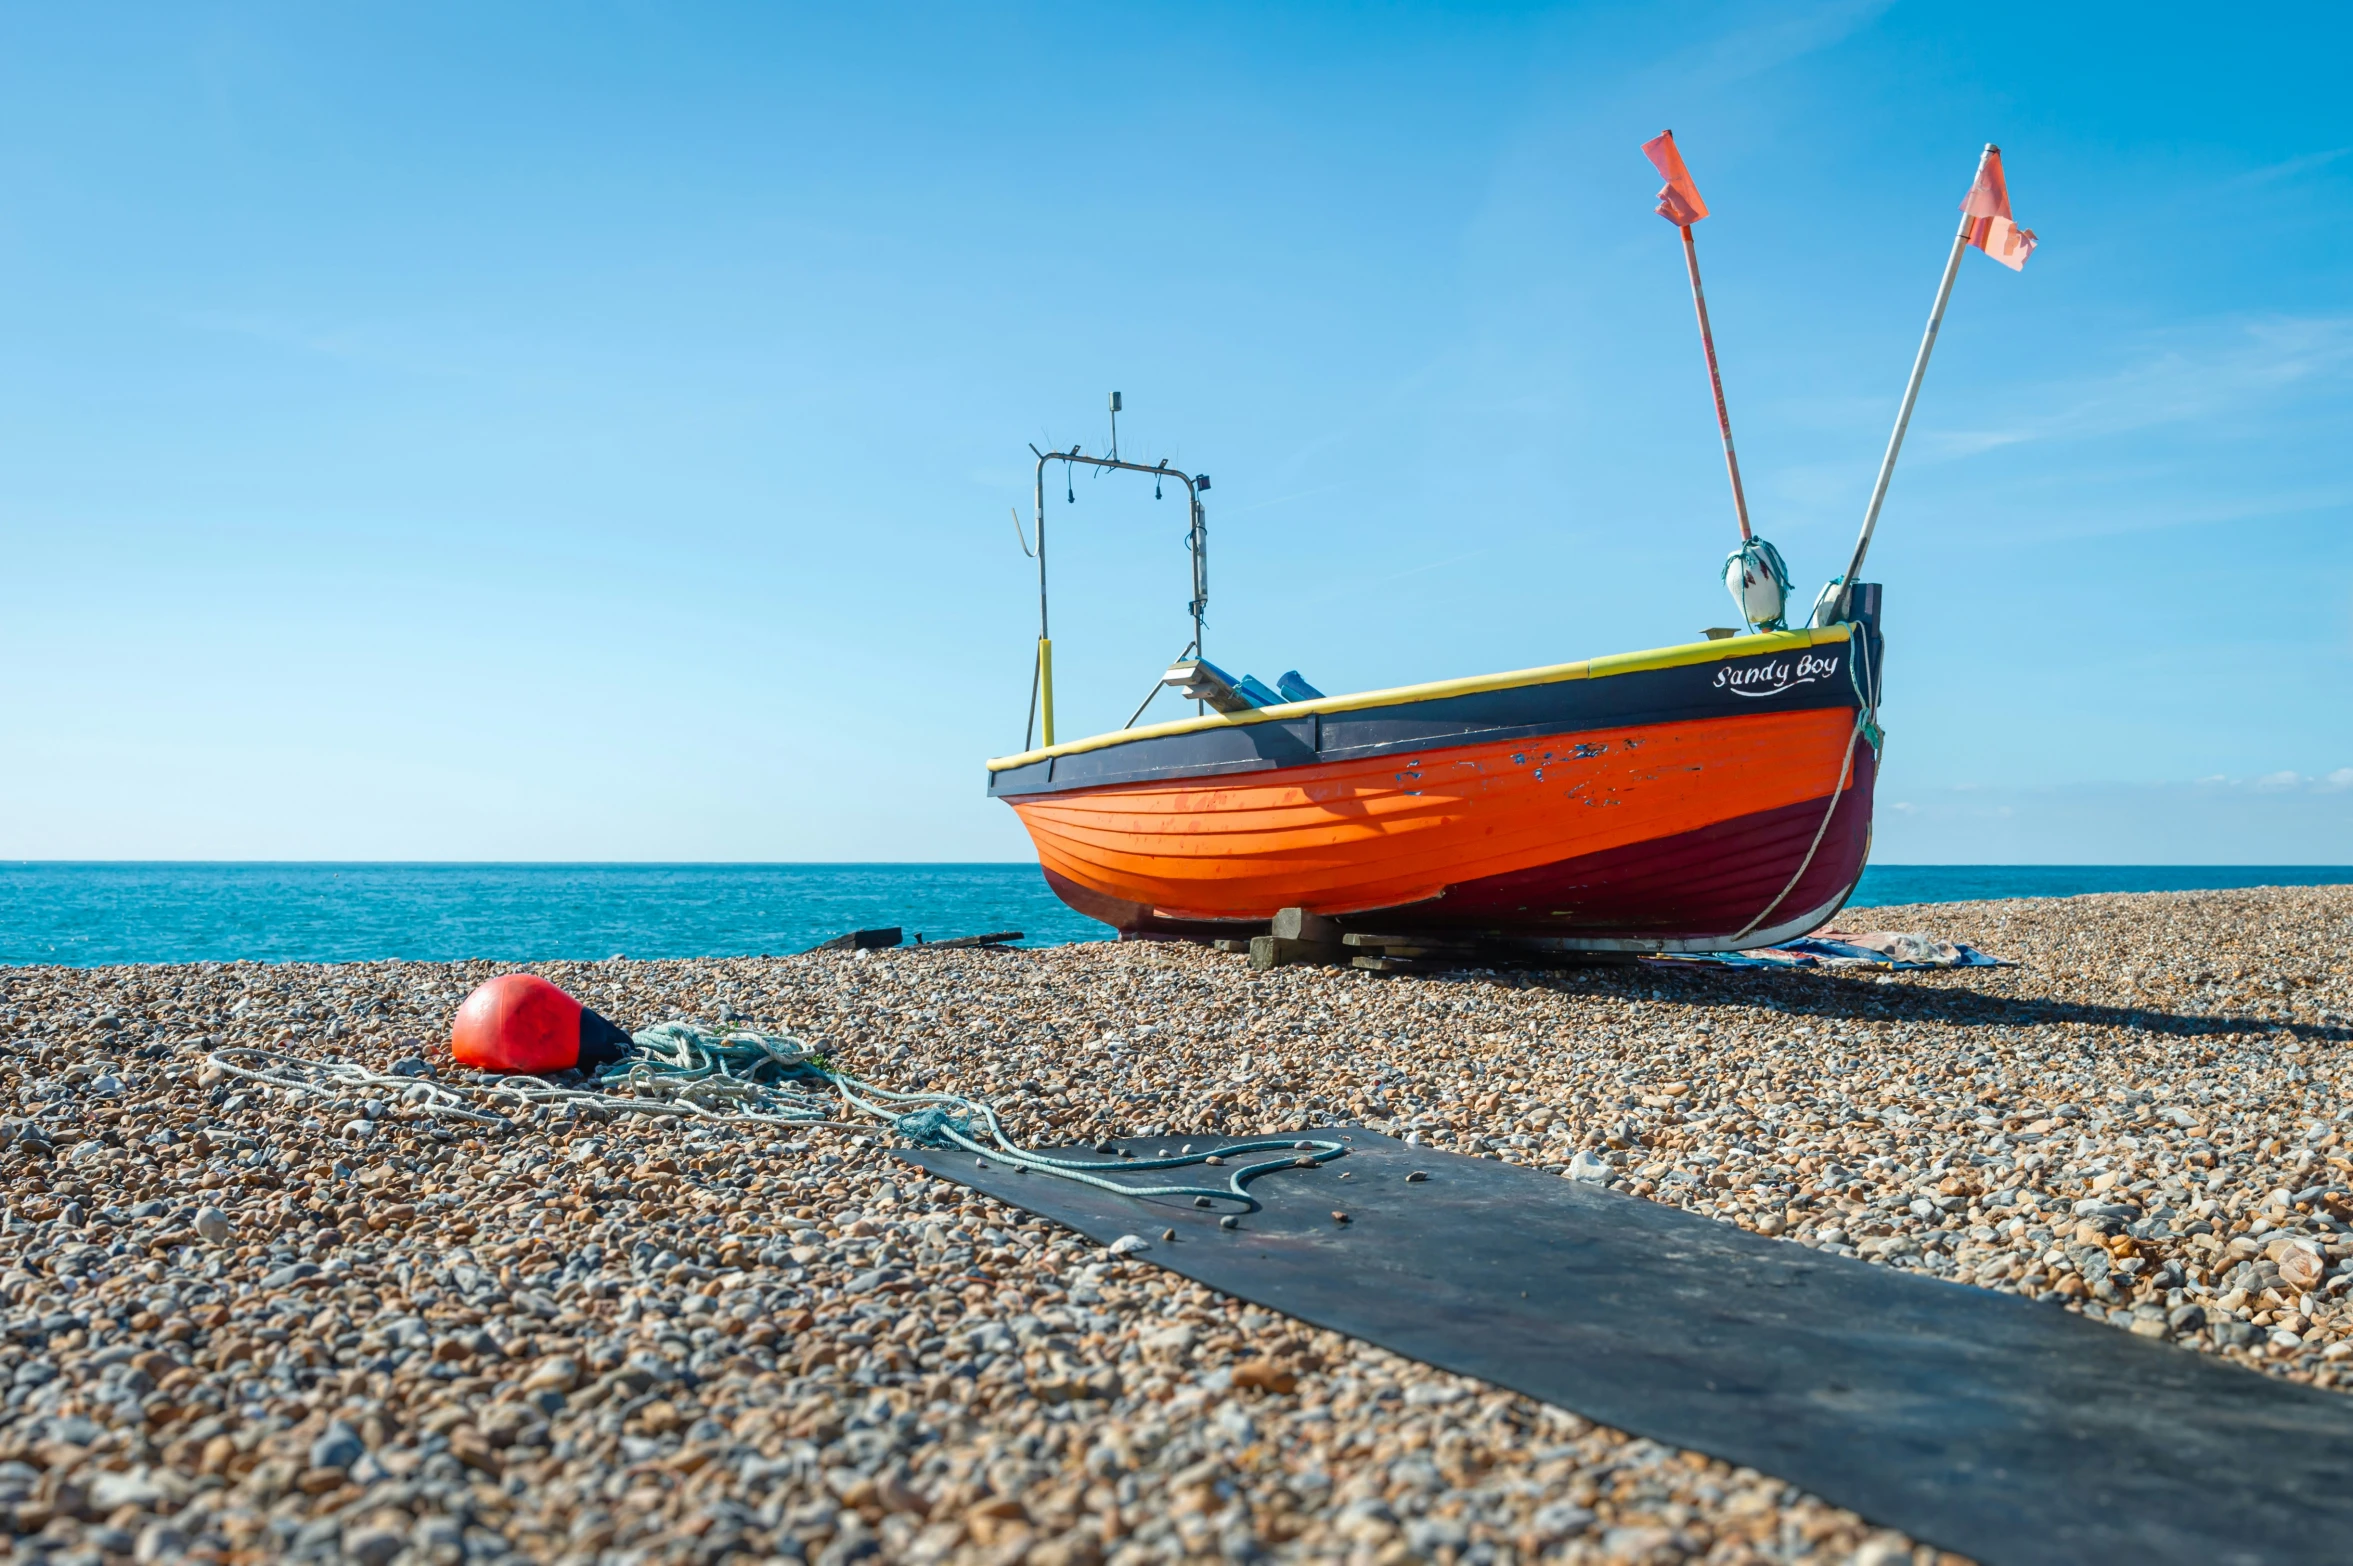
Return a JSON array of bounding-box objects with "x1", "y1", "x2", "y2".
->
[
  {"x1": 828, "y1": 1068, "x2": 1344, "y2": 1213},
  {"x1": 207, "y1": 1021, "x2": 1342, "y2": 1214},
  {"x1": 205, "y1": 1027, "x2": 857, "y2": 1132}
]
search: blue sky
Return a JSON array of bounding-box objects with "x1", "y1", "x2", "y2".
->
[{"x1": 0, "y1": 1, "x2": 2346, "y2": 862}]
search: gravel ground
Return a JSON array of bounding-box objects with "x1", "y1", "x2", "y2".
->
[{"x1": 1, "y1": 884, "x2": 2348, "y2": 1566}]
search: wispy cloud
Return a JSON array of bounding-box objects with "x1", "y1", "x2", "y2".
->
[
  {"x1": 2285, "y1": 768, "x2": 2353, "y2": 792},
  {"x1": 1669, "y1": 0, "x2": 1897, "y2": 92},
  {"x1": 1874, "y1": 778, "x2": 2353, "y2": 863},
  {"x1": 2229, "y1": 147, "x2": 2353, "y2": 186},
  {"x1": 1946, "y1": 772, "x2": 2352, "y2": 795},
  {"x1": 1218, "y1": 479, "x2": 1365, "y2": 519},
  {"x1": 1297, "y1": 547, "x2": 1492, "y2": 608},
  {"x1": 2194, "y1": 770, "x2": 2353, "y2": 794},
  {"x1": 1919, "y1": 315, "x2": 2353, "y2": 460},
  {"x1": 2003, "y1": 483, "x2": 2353, "y2": 544},
  {"x1": 177, "y1": 309, "x2": 483, "y2": 381}
]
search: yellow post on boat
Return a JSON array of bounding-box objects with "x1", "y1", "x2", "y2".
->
[{"x1": 1038, "y1": 637, "x2": 1056, "y2": 748}]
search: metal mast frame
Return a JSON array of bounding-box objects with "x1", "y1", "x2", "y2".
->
[{"x1": 1023, "y1": 444, "x2": 1209, "y2": 751}]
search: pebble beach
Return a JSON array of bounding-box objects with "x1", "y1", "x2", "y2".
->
[{"x1": 2, "y1": 885, "x2": 2350, "y2": 1566}]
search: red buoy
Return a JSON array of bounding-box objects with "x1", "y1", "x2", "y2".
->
[{"x1": 450, "y1": 974, "x2": 633, "y2": 1074}]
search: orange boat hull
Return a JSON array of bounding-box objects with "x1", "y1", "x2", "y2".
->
[{"x1": 990, "y1": 623, "x2": 1882, "y2": 948}]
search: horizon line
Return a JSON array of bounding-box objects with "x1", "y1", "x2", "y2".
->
[{"x1": 3, "y1": 861, "x2": 2351, "y2": 871}]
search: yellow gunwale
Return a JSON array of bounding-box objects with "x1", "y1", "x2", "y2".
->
[{"x1": 985, "y1": 624, "x2": 1853, "y2": 772}]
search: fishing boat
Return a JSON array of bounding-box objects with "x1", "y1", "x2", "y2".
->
[
  {"x1": 990, "y1": 600, "x2": 1882, "y2": 952},
  {"x1": 987, "y1": 140, "x2": 2029, "y2": 952},
  {"x1": 986, "y1": 402, "x2": 1883, "y2": 951}
]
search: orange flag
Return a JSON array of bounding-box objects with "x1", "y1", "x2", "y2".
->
[
  {"x1": 1642, "y1": 130, "x2": 1709, "y2": 226},
  {"x1": 1961, "y1": 146, "x2": 2036, "y2": 270}
]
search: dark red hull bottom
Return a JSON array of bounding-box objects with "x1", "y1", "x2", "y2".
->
[{"x1": 1049, "y1": 747, "x2": 1875, "y2": 949}]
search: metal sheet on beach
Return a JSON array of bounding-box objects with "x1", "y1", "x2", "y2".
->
[{"x1": 899, "y1": 1128, "x2": 2353, "y2": 1566}]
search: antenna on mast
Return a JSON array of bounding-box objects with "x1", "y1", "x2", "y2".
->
[{"x1": 1021, "y1": 402, "x2": 1214, "y2": 744}]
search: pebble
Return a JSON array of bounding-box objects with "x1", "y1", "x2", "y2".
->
[{"x1": 0, "y1": 886, "x2": 2343, "y2": 1563}]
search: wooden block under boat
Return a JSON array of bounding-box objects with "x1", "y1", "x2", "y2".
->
[
  {"x1": 1249, "y1": 934, "x2": 1345, "y2": 971},
  {"x1": 1271, "y1": 907, "x2": 1342, "y2": 943}
]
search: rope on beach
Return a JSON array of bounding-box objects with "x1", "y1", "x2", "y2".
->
[
  {"x1": 206, "y1": 1024, "x2": 1345, "y2": 1213},
  {"x1": 205, "y1": 1028, "x2": 860, "y2": 1133},
  {"x1": 823, "y1": 1069, "x2": 1345, "y2": 1212},
  {"x1": 1725, "y1": 623, "x2": 1882, "y2": 948}
]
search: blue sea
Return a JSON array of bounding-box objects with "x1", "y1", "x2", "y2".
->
[{"x1": 1, "y1": 863, "x2": 2347, "y2": 967}]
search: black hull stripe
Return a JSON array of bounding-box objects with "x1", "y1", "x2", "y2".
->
[{"x1": 992, "y1": 632, "x2": 1878, "y2": 799}]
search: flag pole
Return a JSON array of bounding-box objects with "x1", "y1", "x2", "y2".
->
[
  {"x1": 1679, "y1": 222, "x2": 1752, "y2": 541},
  {"x1": 1835, "y1": 143, "x2": 1997, "y2": 617}
]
